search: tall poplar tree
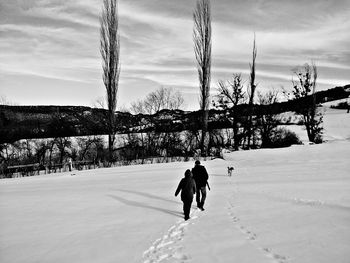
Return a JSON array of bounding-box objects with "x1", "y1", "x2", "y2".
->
[
  {"x1": 193, "y1": 0, "x2": 212, "y2": 156},
  {"x1": 100, "y1": 0, "x2": 120, "y2": 162}
]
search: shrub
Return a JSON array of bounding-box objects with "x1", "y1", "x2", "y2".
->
[
  {"x1": 270, "y1": 127, "x2": 302, "y2": 148},
  {"x1": 330, "y1": 101, "x2": 349, "y2": 110}
]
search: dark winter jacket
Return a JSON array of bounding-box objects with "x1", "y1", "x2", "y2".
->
[
  {"x1": 175, "y1": 175, "x2": 196, "y2": 202},
  {"x1": 191, "y1": 165, "x2": 209, "y2": 188}
]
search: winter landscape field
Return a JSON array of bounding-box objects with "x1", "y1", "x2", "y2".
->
[{"x1": 1, "y1": 105, "x2": 349, "y2": 263}]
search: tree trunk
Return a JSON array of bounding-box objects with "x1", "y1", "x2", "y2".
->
[
  {"x1": 108, "y1": 134, "x2": 115, "y2": 162},
  {"x1": 200, "y1": 110, "x2": 209, "y2": 155}
]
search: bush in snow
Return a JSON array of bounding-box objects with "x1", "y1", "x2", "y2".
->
[{"x1": 269, "y1": 128, "x2": 302, "y2": 148}]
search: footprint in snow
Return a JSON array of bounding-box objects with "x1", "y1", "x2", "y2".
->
[
  {"x1": 142, "y1": 209, "x2": 199, "y2": 262},
  {"x1": 261, "y1": 247, "x2": 288, "y2": 263},
  {"x1": 227, "y1": 203, "x2": 288, "y2": 263}
]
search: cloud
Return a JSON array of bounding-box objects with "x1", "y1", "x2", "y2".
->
[{"x1": 0, "y1": 0, "x2": 349, "y2": 109}]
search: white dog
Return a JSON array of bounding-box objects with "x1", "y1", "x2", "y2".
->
[{"x1": 227, "y1": 166, "x2": 234, "y2": 176}]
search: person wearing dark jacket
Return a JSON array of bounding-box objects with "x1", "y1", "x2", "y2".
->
[
  {"x1": 191, "y1": 160, "x2": 209, "y2": 210},
  {"x1": 175, "y1": 169, "x2": 196, "y2": 220}
]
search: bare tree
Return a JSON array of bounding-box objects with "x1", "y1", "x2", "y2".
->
[
  {"x1": 100, "y1": 0, "x2": 121, "y2": 162},
  {"x1": 0, "y1": 96, "x2": 9, "y2": 105},
  {"x1": 54, "y1": 137, "x2": 72, "y2": 165},
  {"x1": 91, "y1": 96, "x2": 106, "y2": 109},
  {"x1": 292, "y1": 62, "x2": 323, "y2": 143},
  {"x1": 34, "y1": 140, "x2": 49, "y2": 165},
  {"x1": 77, "y1": 136, "x2": 104, "y2": 161},
  {"x1": 128, "y1": 87, "x2": 185, "y2": 161},
  {"x1": 246, "y1": 35, "x2": 257, "y2": 148},
  {"x1": 215, "y1": 73, "x2": 246, "y2": 150},
  {"x1": 130, "y1": 87, "x2": 184, "y2": 115},
  {"x1": 256, "y1": 89, "x2": 280, "y2": 148},
  {"x1": 248, "y1": 36, "x2": 257, "y2": 106},
  {"x1": 130, "y1": 100, "x2": 145, "y2": 115},
  {"x1": 217, "y1": 74, "x2": 245, "y2": 109},
  {"x1": 0, "y1": 96, "x2": 17, "y2": 106},
  {"x1": 193, "y1": 0, "x2": 212, "y2": 156},
  {"x1": 144, "y1": 87, "x2": 184, "y2": 114}
]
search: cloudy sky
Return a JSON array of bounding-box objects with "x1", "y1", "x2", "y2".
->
[{"x1": 0, "y1": 0, "x2": 349, "y2": 110}]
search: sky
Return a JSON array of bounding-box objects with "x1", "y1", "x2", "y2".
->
[{"x1": 0, "y1": 0, "x2": 349, "y2": 110}]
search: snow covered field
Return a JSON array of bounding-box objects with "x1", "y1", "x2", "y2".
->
[{"x1": 1, "y1": 107, "x2": 349, "y2": 263}]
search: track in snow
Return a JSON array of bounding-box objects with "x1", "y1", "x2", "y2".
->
[{"x1": 142, "y1": 209, "x2": 200, "y2": 263}]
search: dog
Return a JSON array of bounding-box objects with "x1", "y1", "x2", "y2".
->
[{"x1": 227, "y1": 166, "x2": 234, "y2": 176}]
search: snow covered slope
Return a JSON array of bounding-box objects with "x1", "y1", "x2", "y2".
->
[{"x1": 0, "y1": 109, "x2": 349, "y2": 263}]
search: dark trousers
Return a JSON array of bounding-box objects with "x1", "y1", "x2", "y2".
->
[
  {"x1": 183, "y1": 199, "x2": 193, "y2": 219},
  {"x1": 196, "y1": 186, "x2": 207, "y2": 207}
]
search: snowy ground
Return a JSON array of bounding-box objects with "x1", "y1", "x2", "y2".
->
[{"x1": 0, "y1": 107, "x2": 349, "y2": 263}]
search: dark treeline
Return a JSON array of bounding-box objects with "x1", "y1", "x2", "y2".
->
[{"x1": 0, "y1": 85, "x2": 348, "y2": 144}]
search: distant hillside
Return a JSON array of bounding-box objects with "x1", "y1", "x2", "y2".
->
[{"x1": 0, "y1": 85, "x2": 349, "y2": 144}]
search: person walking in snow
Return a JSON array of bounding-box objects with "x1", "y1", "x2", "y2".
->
[
  {"x1": 191, "y1": 160, "x2": 209, "y2": 211},
  {"x1": 175, "y1": 169, "x2": 196, "y2": 221}
]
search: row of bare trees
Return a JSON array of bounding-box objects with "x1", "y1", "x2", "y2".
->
[
  {"x1": 193, "y1": 0, "x2": 322, "y2": 150},
  {"x1": 98, "y1": 0, "x2": 323, "y2": 159},
  {"x1": 120, "y1": 87, "x2": 188, "y2": 161},
  {"x1": 130, "y1": 87, "x2": 184, "y2": 115},
  {"x1": 1, "y1": 0, "x2": 323, "y2": 168},
  {"x1": 0, "y1": 0, "x2": 327, "y2": 177},
  {"x1": 0, "y1": 136, "x2": 106, "y2": 174},
  {"x1": 0, "y1": 137, "x2": 94, "y2": 174},
  {"x1": 0, "y1": 70, "x2": 322, "y2": 175},
  {"x1": 214, "y1": 62, "x2": 323, "y2": 149},
  {"x1": 99, "y1": 0, "x2": 215, "y2": 159},
  {"x1": 1, "y1": 0, "x2": 318, "y2": 170}
]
